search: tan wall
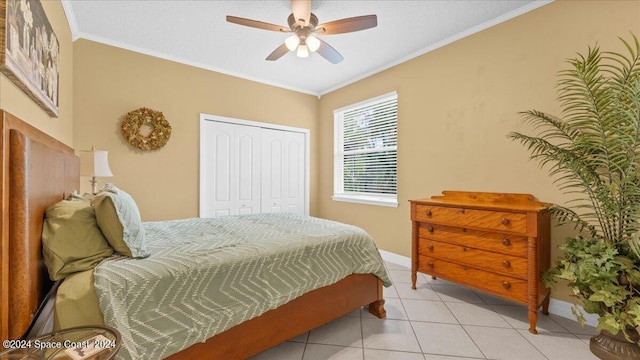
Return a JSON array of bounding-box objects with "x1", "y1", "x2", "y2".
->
[
  {"x1": 317, "y1": 1, "x2": 640, "y2": 302},
  {"x1": 73, "y1": 40, "x2": 318, "y2": 221},
  {"x1": 0, "y1": 0, "x2": 73, "y2": 145}
]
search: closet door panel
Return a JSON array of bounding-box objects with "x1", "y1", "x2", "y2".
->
[
  {"x1": 261, "y1": 129, "x2": 284, "y2": 213},
  {"x1": 213, "y1": 131, "x2": 232, "y2": 216},
  {"x1": 201, "y1": 121, "x2": 260, "y2": 217},
  {"x1": 237, "y1": 131, "x2": 262, "y2": 214},
  {"x1": 284, "y1": 131, "x2": 305, "y2": 214},
  {"x1": 201, "y1": 122, "x2": 230, "y2": 217}
]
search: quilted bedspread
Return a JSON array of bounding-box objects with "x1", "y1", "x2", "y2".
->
[{"x1": 93, "y1": 213, "x2": 391, "y2": 359}]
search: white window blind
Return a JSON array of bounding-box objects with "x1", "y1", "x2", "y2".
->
[{"x1": 333, "y1": 92, "x2": 398, "y2": 207}]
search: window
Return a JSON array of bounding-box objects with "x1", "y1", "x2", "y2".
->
[{"x1": 333, "y1": 91, "x2": 398, "y2": 207}]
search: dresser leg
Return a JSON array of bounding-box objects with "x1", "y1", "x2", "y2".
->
[
  {"x1": 542, "y1": 296, "x2": 550, "y2": 315},
  {"x1": 528, "y1": 309, "x2": 538, "y2": 334},
  {"x1": 411, "y1": 272, "x2": 417, "y2": 290}
]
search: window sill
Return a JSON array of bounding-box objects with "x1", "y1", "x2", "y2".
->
[{"x1": 332, "y1": 195, "x2": 399, "y2": 208}]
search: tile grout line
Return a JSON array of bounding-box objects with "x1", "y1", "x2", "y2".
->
[
  {"x1": 443, "y1": 301, "x2": 489, "y2": 360},
  {"x1": 301, "y1": 331, "x2": 309, "y2": 360},
  {"x1": 399, "y1": 263, "x2": 540, "y2": 359},
  {"x1": 490, "y1": 303, "x2": 552, "y2": 360},
  {"x1": 385, "y1": 263, "x2": 599, "y2": 360}
]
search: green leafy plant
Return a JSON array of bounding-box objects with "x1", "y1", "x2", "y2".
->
[{"x1": 509, "y1": 33, "x2": 640, "y2": 342}]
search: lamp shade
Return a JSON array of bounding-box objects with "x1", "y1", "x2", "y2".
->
[{"x1": 80, "y1": 148, "x2": 113, "y2": 177}]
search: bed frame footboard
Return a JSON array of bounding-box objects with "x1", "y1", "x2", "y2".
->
[{"x1": 165, "y1": 274, "x2": 386, "y2": 360}]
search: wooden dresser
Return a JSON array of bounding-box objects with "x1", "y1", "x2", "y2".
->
[{"x1": 410, "y1": 191, "x2": 552, "y2": 334}]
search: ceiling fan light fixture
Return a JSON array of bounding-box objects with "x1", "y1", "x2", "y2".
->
[
  {"x1": 227, "y1": 2, "x2": 377, "y2": 64},
  {"x1": 306, "y1": 35, "x2": 320, "y2": 52},
  {"x1": 297, "y1": 44, "x2": 309, "y2": 58},
  {"x1": 285, "y1": 34, "x2": 300, "y2": 51}
]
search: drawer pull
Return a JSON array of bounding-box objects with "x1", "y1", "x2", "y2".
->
[
  {"x1": 427, "y1": 245, "x2": 434, "y2": 252},
  {"x1": 501, "y1": 218, "x2": 510, "y2": 225},
  {"x1": 502, "y1": 238, "x2": 511, "y2": 246},
  {"x1": 427, "y1": 226, "x2": 434, "y2": 233},
  {"x1": 502, "y1": 281, "x2": 511, "y2": 289},
  {"x1": 460, "y1": 208, "x2": 466, "y2": 214},
  {"x1": 462, "y1": 247, "x2": 468, "y2": 252},
  {"x1": 425, "y1": 210, "x2": 432, "y2": 217},
  {"x1": 428, "y1": 262, "x2": 434, "y2": 268},
  {"x1": 502, "y1": 260, "x2": 511, "y2": 268}
]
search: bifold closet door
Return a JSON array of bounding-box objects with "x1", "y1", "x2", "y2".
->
[
  {"x1": 261, "y1": 128, "x2": 305, "y2": 214},
  {"x1": 200, "y1": 121, "x2": 261, "y2": 217}
]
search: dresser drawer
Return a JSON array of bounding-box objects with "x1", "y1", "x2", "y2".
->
[
  {"x1": 414, "y1": 205, "x2": 527, "y2": 234},
  {"x1": 417, "y1": 223, "x2": 528, "y2": 257},
  {"x1": 418, "y1": 255, "x2": 528, "y2": 303},
  {"x1": 418, "y1": 239, "x2": 528, "y2": 279}
]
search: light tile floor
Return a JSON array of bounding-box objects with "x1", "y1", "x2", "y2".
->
[{"x1": 249, "y1": 262, "x2": 599, "y2": 360}]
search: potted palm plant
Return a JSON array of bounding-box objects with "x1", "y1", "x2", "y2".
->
[{"x1": 509, "y1": 34, "x2": 640, "y2": 360}]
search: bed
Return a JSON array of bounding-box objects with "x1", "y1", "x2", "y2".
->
[{"x1": 0, "y1": 110, "x2": 389, "y2": 359}]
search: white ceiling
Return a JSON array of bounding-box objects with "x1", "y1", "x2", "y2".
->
[{"x1": 62, "y1": 0, "x2": 552, "y2": 96}]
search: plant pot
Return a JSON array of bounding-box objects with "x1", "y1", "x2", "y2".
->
[{"x1": 590, "y1": 328, "x2": 640, "y2": 360}]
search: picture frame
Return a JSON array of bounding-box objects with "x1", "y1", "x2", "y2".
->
[{"x1": 0, "y1": 0, "x2": 59, "y2": 117}]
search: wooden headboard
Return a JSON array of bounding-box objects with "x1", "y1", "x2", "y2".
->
[{"x1": 0, "y1": 110, "x2": 79, "y2": 340}]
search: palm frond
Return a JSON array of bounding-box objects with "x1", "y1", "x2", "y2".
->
[{"x1": 510, "y1": 34, "x2": 640, "y2": 246}]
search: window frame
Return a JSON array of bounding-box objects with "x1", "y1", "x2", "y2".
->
[{"x1": 332, "y1": 91, "x2": 399, "y2": 208}]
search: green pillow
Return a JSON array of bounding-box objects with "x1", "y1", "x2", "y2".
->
[
  {"x1": 92, "y1": 184, "x2": 149, "y2": 258},
  {"x1": 42, "y1": 195, "x2": 114, "y2": 281}
]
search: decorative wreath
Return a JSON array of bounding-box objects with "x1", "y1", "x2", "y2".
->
[{"x1": 121, "y1": 107, "x2": 172, "y2": 151}]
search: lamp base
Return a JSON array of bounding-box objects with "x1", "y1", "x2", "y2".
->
[{"x1": 89, "y1": 177, "x2": 98, "y2": 194}]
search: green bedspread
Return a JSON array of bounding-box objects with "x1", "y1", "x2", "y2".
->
[{"x1": 93, "y1": 213, "x2": 391, "y2": 359}]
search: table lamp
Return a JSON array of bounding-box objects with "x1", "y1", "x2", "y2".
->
[{"x1": 80, "y1": 146, "x2": 113, "y2": 194}]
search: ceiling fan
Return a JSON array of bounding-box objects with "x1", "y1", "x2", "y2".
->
[{"x1": 226, "y1": 0, "x2": 377, "y2": 64}]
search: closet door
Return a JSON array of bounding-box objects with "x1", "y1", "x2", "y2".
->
[
  {"x1": 261, "y1": 128, "x2": 305, "y2": 214},
  {"x1": 200, "y1": 121, "x2": 261, "y2": 217}
]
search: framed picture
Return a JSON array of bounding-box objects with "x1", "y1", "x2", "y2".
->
[{"x1": 0, "y1": 0, "x2": 59, "y2": 117}]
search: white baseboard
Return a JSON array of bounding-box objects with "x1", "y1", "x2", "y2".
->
[
  {"x1": 548, "y1": 298, "x2": 599, "y2": 328},
  {"x1": 379, "y1": 250, "x2": 600, "y2": 328},
  {"x1": 379, "y1": 250, "x2": 412, "y2": 268}
]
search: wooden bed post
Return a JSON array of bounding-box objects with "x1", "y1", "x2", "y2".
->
[{"x1": 367, "y1": 279, "x2": 386, "y2": 318}]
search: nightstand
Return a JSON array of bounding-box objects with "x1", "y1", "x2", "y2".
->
[{"x1": 1, "y1": 325, "x2": 121, "y2": 360}]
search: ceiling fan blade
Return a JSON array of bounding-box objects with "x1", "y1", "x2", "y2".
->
[
  {"x1": 226, "y1": 16, "x2": 290, "y2": 32},
  {"x1": 266, "y1": 43, "x2": 290, "y2": 61},
  {"x1": 316, "y1": 15, "x2": 377, "y2": 35},
  {"x1": 291, "y1": 0, "x2": 311, "y2": 26},
  {"x1": 316, "y1": 38, "x2": 344, "y2": 64}
]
